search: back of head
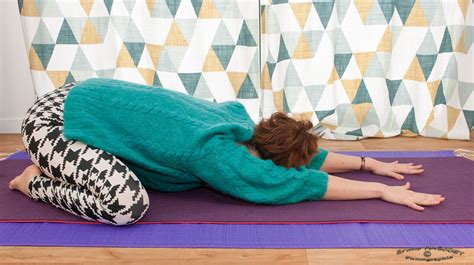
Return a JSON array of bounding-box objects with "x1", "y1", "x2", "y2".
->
[{"x1": 246, "y1": 112, "x2": 319, "y2": 168}]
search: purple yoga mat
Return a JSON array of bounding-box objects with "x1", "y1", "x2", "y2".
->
[{"x1": 1, "y1": 157, "x2": 473, "y2": 224}]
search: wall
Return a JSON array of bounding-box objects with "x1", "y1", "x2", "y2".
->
[{"x1": 0, "y1": 0, "x2": 37, "y2": 133}]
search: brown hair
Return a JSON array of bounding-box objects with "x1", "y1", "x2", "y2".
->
[{"x1": 244, "y1": 112, "x2": 319, "y2": 168}]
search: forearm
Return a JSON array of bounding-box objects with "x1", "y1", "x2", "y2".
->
[
  {"x1": 321, "y1": 174, "x2": 386, "y2": 200},
  {"x1": 320, "y1": 152, "x2": 376, "y2": 173}
]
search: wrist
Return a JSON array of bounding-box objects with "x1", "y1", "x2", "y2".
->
[
  {"x1": 365, "y1": 157, "x2": 377, "y2": 172},
  {"x1": 373, "y1": 182, "x2": 388, "y2": 198}
]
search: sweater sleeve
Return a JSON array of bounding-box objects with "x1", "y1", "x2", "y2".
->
[
  {"x1": 192, "y1": 137, "x2": 328, "y2": 205},
  {"x1": 307, "y1": 148, "x2": 329, "y2": 171}
]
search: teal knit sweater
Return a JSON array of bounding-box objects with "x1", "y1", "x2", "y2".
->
[{"x1": 63, "y1": 78, "x2": 329, "y2": 205}]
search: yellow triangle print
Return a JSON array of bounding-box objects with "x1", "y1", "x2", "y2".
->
[
  {"x1": 327, "y1": 66, "x2": 340, "y2": 85},
  {"x1": 354, "y1": 0, "x2": 373, "y2": 24},
  {"x1": 273, "y1": 89, "x2": 284, "y2": 112},
  {"x1": 374, "y1": 130, "x2": 385, "y2": 138},
  {"x1": 321, "y1": 121, "x2": 337, "y2": 131},
  {"x1": 405, "y1": 1, "x2": 429, "y2": 27},
  {"x1": 458, "y1": 0, "x2": 469, "y2": 20},
  {"x1": 199, "y1": 0, "x2": 221, "y2": 18},
  {"x1": 47, "y1": 71, "x2": 69, "y2": 88},
  {"x1": 341, "y1": 79, "x2": 362, "y2": 102},
  {"x1": 203, "y1": 48, "x2": 224, "y2": 72},
  {"x1": 293, "y1": 33, "x2": 312, "y2": 59},
  {"x1": 292, "y1": 112, "x2": 313, "y2": 122},
  {"x1": 427, "y1": 80, "x2": 441, "y2": 103},
  {"x1": 290, "y1": 3, "x2": 313, "y2": 29},
  {"x1": 377, "y1": 27, "x2": 391, "y2": 52},
  {"x1": 422, "y1": 110, "x2": 436, "y2": 131},
  {"x1": 447, "y1": 106, "x2": 461, "y2": 131},
  {"x1": 116, "y1": 44, "x2": 136, "y2": 68},
  {"x1": 21, "y1": 0, "x2": 40, "y2": 16},
  {"x1": 80, "y1": 0, "x2": 94, "y2": 16},
  {"x1": 81, "y1": 19, "x2": 103, "y2": 44},
  {"x1": 455, "y1": 31, "x2": 466, "y2": 53},
  {"x1": 354, "y1": 52, "x2": 374, "y2": 76},
  {"x1": 138, "y1": 68, "x2": 156, "y2": 86},
  {"x1": 352, "y1": 103, "x2": 372, "y2": 125},
  {"x1": 261, "y1": 64, "x2": 272, "y2": 90},
  {"x1": 146, "y1": 44, "x2": 163, "y2": 69},
  {"x1": 261, "y1": 7, "x2": 267, "y2": 34},
  {"x1": 29, "y1": 47, "x2": 44, "y2": 71},
  {"x1": 227, "y1": 72, "x2": 247, "y2": 95},
  {"x1": 404, "y1": 57, "x2": 425, "y2": 82},
  {"x1": 165, "y1": 22, "x2": 188, "y2": 46},
  {"x1": 146, "y1": 0, "x2": 155, "y2": 15}
]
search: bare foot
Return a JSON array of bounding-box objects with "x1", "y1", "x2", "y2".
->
[{"x1": 9, "y1": 164, "x2": 42, "y2": 197}]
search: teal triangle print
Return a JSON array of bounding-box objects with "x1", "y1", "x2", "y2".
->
[
  {"x1": 65, "y1": 72, "x2": 76, "y2": 85},
  {"x1": 439, "y1": 28, "x2": 453, "y2": 53},
  {"x1": 434, "y1": 82, "x2": 446, "y2": 106},
  {"x1": 124, "y1": 42, "x2": 145, "y2": 66},
  {"x1": 315, "y1": 109, "x2": 335, "y2": 121},
  {"x1": 334, "y1": 54, "x2": 352, "y2": 78},
  {"x1": 237, "y1": 75, "x2": 258, "y2": 99},
  {"x1": 417, "y1": 30, "x2": 438, "y2": 55},
  {"x1": 463, "y1": 110, "x2": 474, "y2": 129},
  {"x1": 32, "y1": 44, "x2": 55, "y2": 69},
  {"x1": 278, "y1": 35, "x2": 290, "y2": 62},
  {"x1": 191, "y1": 0, "x2": 203, "y2": 17},
  {"x1": 104, "y1": 0, "x2": 114, "y2": 14},
  {"x1": 352, "y1": 80, "x2": 372, "y2": 104},
  {"x1": 212, "y1": 45, "x2": 235, "y2": 69},
  {"x1": 57, "y1": 19, "x2": 78, "y2": 44},
  {"x1": 237, "y1": 21, "x2": 257, "y2": 46},
  {"x1": 416, "y1": 54, "x2": 437, "y2": 81},
  {"x1": 394, "y1": 0, "x2": 415, "y2": 25},
  {"x1": 386, "y1": 79, "x2": 402, "y2": 105},
  {"x1": 401, "y1": 107, "x2": 419, "y2": 134},
  {"x1": 18, "y1": 0, "x2": 23, "y2": 12},
  {"x1": 268, "y1": 62, "x2": 277, "y2": 78},
  {"x1": 178, "y1": 73, "x2": 201, "y2": 95},
  {"x1": 313, "y1": 1, "x2": 335, "y2": 29},
  {"x1": 347, "y1": 128, "x2": 363, "y2": 137},
  {"x1": 378, "y1": 0, "x2": 394, "y2": 23},
  {"x1": 166, "y1": 0, "x2": 180, "y2": 17}
]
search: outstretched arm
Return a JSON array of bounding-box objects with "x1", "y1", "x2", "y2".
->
[
  {"x1": 319, "y1": 152, "x2": 424, "y2": 180},
  {"x1": 322, "y1": 175, "x2": 445, "y2": 211}
]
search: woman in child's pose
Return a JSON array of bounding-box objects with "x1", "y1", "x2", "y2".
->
[{"x1": 9, "y1": 78, "x2": 444, "y2": 225}]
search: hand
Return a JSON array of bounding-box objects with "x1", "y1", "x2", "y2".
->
[
  {"x1": 380, "y1": 182, "x2": 445, "y2": 211},
  {"x1": 366, "y1": 158, "x2": 424, "y2": 180}
]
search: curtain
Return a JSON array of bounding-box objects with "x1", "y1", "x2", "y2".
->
[
  {"x1": 18, "y1": 0, "x2": 473, "y2": 140},
  {"x1": 260, "y1": 0, "x2": 473, "y2": 140}
]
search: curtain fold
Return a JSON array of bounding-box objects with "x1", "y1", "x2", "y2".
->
[{"x1": 18, "y1": 0, "x2": 473, "y2": 140}]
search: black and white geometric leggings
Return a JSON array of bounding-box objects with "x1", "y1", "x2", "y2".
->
[{"x1": 20, "y1": 83, "x2": 150, "y2": 226}]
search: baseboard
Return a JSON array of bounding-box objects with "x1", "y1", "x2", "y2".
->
[{"x1": 0, "y1": 118, "x2": 23, "y2": 133}]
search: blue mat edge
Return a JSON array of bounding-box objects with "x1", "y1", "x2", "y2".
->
[{"x1": 2, "y1": 150, "x2": 471, "y2": 248}]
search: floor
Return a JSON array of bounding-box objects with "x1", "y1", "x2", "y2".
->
[{"x1": 0, "y1": 132, "x2": 473, "y2": 264}]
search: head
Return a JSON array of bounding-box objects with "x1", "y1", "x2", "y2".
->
[{"x1": 244, "y1": 112, "x2": 319, "y2": 168}]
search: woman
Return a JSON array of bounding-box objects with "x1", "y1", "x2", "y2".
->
[{"x1": 9, "y1": 78, "x2": 444, "y2": 226}]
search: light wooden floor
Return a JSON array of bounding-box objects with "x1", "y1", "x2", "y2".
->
[{"x1": 1, "y1": 133, "x2": 473, "y2": 265}]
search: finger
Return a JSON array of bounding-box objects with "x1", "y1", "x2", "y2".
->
[
  {"x1": 391, "y1": 160, "x2": 399, "y2": 164},
  {"x1": 410, "y1": 164, "x2": 423, "y2": 169},
  {"x1": 387, "y1": 171, "x2": 405, "y2": 180},
  {"x1": 406, "y1": 168, "x2": 424, "y2": 175},
  {"x1": 403, "y1": 182, "x2": 411, "y2": 190},
  {"x1": 408, "y1": 202, "x2": 424, "y2": 211}
]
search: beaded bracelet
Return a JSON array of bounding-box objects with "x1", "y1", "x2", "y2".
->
[{"x1": 359, "y1": 156, "x2": 366, "y2": 171}]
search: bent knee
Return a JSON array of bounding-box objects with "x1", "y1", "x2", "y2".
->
[{"x1": 105, "y1": 184, "x2": 150, "y2": 226}]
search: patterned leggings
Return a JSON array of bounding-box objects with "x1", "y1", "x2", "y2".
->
[{"x1": 20, "y1": 83, "x2": 150, "y2": 226}]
